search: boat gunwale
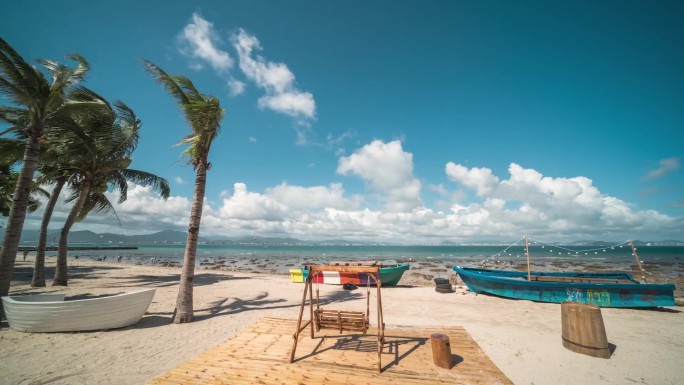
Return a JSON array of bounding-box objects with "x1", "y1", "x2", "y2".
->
[{"x1": 1, "y1": 289, "x2": 156, "y2": 306}]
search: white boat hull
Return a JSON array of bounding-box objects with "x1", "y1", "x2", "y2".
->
[{"x1": 2, "y1": 289, "x2": 155, "y2": 333}]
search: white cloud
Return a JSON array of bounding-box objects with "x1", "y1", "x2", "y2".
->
[
  {"x1": 257, "y1": 91, "x2": 315, "y2": 119},
  {"x1": 232, "y1": 28, "x2": 316, "y2": 120},
  {"x1": 228, "y1": 77, "x2": 246, "y2": 96},
  {"x1": 174, "y1": 177, "x2": 185, "y2": 185},
  {"x1": 337, "y1": 140, "x2": 422, "y2": 212},
  {"x1": 21, "y1": 155, "x2": 682, "y2": 243},
  {"x1": 177, "y1": 13, "x2": 233, "y2": 72},
  {"x1": 428, "y1": 184, "x2": 448, "y2": 196},
  {"x1": 644, "y1": 157, "x2": 680, "y2": 180},
  {"x1": 445, "y1": 163, "x2": 499, "y2": 196},
  {"x1": 248, "y1": 136, "x2": 257, "y2": 143},
  {"x1": 444, "y1": 162, "x2": 678, "y2": 238}
]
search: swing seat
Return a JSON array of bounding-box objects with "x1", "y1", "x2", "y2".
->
[{"x1": 315, "y1": 309, "x2": 368, "y2": 333}]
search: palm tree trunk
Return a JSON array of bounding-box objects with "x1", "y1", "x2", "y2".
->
[
  {"x1": 0, "y1": 129, "x2": 42, "y2": 319},
  {"x1": 52, "y1": 183, "x2": 90, "y2": 286},
  {"x1": 173, "y1": 160, "x2": 207, "y2": 323},
  {"x1": 31, "y1": 178, "x2": 66, "y2": 287}
]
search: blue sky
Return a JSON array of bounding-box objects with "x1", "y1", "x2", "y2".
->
[{"x1": 2, "y1": 1, "x2": 682, "y2": 242}]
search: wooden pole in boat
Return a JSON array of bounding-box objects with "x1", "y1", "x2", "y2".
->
[
  {"x1": 628, "y1": 240, "x2": 647, "y2": 283},
  {"x1": 525, "y1": 234, "x2": 531, "y2": 281}
]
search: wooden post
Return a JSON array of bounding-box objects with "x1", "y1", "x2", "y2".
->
[
  {"x1": 309, "y1": 274, "x2": 315, "y2": 337},
  {"x1": 561, "y1": 302, "x2": 610, "y2": 359},
  {"x1": 290, "y1": 274, "x2": 311, "y2": 363},
  {"x1": 430, "y1": 333, "x2": 452, "y2": 369},
  {"x1": 628, "y1": 240, "x2": 647, "y2": 283},
  {"x1": 525, "y1": 234, "x2": 531, "y2": 281},
  {"x1": 376, "y1": 272, "x2": 384, "y2": 373}
]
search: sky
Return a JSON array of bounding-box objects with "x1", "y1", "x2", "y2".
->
[{"x1": 1, "y1": 1, "x2": 682, "y2": 243}]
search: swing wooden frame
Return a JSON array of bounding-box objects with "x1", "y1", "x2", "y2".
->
[{"x1": 289, "y1": 265, "x2": 386, "y2": 373}]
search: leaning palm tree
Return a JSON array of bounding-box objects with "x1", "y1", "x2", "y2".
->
[
  {"x1": 0, "y1": 112, "x2": 65, "y2": 287},
  {"x1": 0, "y1": 37, "x2": 90, "y2": 317},
  {"x1": 143, "y1": 60, "x2": 223, "y2": 323},
  {"x1": 30, "y1": 154, "x2": 70, "y2": 287},
  {"x1": 49, "y1": 90, "x2": 170, "y2": 286}
]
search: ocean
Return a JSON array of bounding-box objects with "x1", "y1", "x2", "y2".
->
[{"x1": 58, "y1": 243, "x2": 684, "y2": 276}]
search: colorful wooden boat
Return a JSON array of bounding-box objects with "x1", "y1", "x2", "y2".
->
[
  {"x1": 290, "y1": 263, "x2": 410, "y2": 286},
  {"x1": 453, "y1": 266, "x2": 676, "y2": 308}
]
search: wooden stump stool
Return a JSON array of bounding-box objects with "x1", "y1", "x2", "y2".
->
[
  {"x1": 430, "y1": 333, "x2": 452, "y2": 369},
  {"x1": 561, "y1": 302, "x2": 610, "y2": 359}
]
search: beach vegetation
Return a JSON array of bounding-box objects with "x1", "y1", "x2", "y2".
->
[
  {"x1": 0, "y1": 37, "x2": 90, "y2": 317},
  {"x1": 48, "y1": 88, "x2": 170, "y2": 285},
  {"x1": 143, "y1": 60, "x2": 223, "y2": 323}
]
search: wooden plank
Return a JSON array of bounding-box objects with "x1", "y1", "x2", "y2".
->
[{"x1": 148, "y1": 317, "x2": 512, "y2": 385}]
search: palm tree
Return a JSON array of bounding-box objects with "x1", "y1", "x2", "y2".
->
[
  {"x1": 31, "y1": 149, "x2": 71, "y2": 287},
  {"x1": 0, "y1": 37, "x2": 90, "y2": 317},
  {"x1": 0, "y1": 113, "x2": 64, "y2": 287},
  {"x1": 143, "y1": 60, "x2": 223, "y2": 323},
  {"x1": 49, "y1": 90, "x2": 170, "y2": 286}
]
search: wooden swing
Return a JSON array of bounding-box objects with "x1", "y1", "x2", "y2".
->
[{"x1": 289, "y1": 265, "x2": 386, "y2": 373}]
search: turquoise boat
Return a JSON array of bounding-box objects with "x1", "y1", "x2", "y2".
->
[
  {"x1": 453, "y1": 266, "x2": 676, "y2": 308},
  {"x1": 290, "y1": 263, "x2": 410, "y2": 286}
]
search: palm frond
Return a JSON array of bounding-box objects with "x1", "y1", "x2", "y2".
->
[
  {"x1": 0, "y1": 76, "x2": 29, "y2": 105},
  {"x1": 0, "y1": 37, "x2": 38, "y2": 97},
  {"x1": 142, "y1": 59, "x2": 190, "y2": 105},
  {"x1": 0, "y1": 138, "x2": 25, "y2": 165},
  {"x1": 119, "y1": 169, "x2": 170, "y2": 199},
  {"x1": 64, "y1": 54, "x2": 89, "y2": 84},
  {"x1": 77, "y1": 191, "x2": 118, "y2": 223},
  {"x1": 107, "y1": 171, "x2": 129, "y2": 204}
]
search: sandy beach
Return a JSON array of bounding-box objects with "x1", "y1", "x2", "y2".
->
[{"x1": 1, "y1": 256, "x2": 683, "y2": 385}]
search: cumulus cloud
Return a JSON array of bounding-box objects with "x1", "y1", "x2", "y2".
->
[
  {"x1": 20, "y1": 154, "x2": 682, "y2": 243},
  {"x1": 228, "y1": 77, "x2": 246, "y2": 96},
  {"x1": 445, "y1": 163, "x2": 499, "y2": 196},
  {"x1": 337, "y1": 140, "x2": 422, "y2": 212},
  {"x1": 644, "y1": 157, "x2": 680, "y2": 180},
  {"x1": 232, "y1": 28, "x2": 316, "y2": 120},
  {"x1": 444, "y1": 162, "x2": 677, "y2": 237},
  {"x1": 177, "y1": 13, "x2": 233, "y2": 72}
]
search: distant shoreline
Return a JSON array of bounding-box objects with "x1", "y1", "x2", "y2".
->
[{"x1": 17, "y1": 246, "x2": 138, "y2": 251}]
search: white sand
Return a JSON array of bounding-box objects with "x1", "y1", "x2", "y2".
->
[{"x1": 1, "y1": 257, "x2": 683, "y2": 385}]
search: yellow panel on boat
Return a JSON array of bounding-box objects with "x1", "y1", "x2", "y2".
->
[{"x1": 289, "y1": 269, "x2": 305, "y2": 283}]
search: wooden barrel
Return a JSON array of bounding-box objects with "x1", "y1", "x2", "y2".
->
[
  {"x1": 430, "y1": 333, "x2": 452, "y2": 369},
  {"x1": 561, "y1": 301, "x2": 610, "y2": 359}
]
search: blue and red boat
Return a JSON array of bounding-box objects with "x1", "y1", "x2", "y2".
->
[{"x1": 453, "y1": 266, "x2": 676, "y2": 308}]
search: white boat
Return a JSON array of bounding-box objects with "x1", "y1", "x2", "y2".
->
[{"x1": 1, "y1": 289, "x2": 155, "y2": 333}]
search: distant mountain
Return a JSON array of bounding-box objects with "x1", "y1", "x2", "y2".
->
[
  {"x1": 19, "y1": 229, "x2": 199, "y2": 245},
  {"x1": 15, "y1": 228, "x2": 684, "y2": 246}
]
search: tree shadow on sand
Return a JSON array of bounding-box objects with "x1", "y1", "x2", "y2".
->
[
  {"x1": 190, "y1": 287, "x2": 368, "y2": 322},
  {"x1": 10, "y1": 264, "x2": 125, "y2": 286},
  {"x1": 99, "y1": 272, "x2": 252, "y2": 289}
]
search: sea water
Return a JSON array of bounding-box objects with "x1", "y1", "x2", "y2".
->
[{"x1": 62, "y1": 243, "x2": 684, "y2": 276}]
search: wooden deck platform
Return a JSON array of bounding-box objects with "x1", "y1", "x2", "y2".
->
[{"x1": 148, "y1": 317, "x2": 512, "y2": 385}]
